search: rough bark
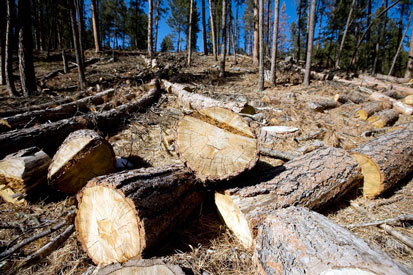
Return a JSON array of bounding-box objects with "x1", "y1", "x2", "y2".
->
[
  {"x1": 374, "y1": 73, "x2": 410, "y2": 84},
  {"x1": 69, "y1": 0, "x2": 86, "y2": 90},
  {"x1": 258, "y1": 126, "x2": 299, "y2": 144},
  {"x1": 91, "y1": 0, "x2": 101, "y2": 53},
  {"x1": 75, "y1": 165, "x2": 204, "y2": 265},
  {"x1": 369, "y1": 91, "x2": 413, "y2": 115},
  {"x1": 48, "y1": 129, "x2": 115, "y2": 194},
  {"x1": 0, "y1": 82, "x2": 162, "y2": 158},
  {"x1": 351, "y1": 126, "x2": 413, "y2": 198},
  {"x1": 253, "y1": 0, "x2": 259, "y2": 65},
  {"x1": 5, "y1": 0, "x2": 18, "y2": 96},
  {"x1": 254, "y1": 206, "x2": 412, "y2": 275},
  {"x1": 258, "y1": 0, "x2": 264, "y2": 91},
  {"x1": 176, "y1": 107, "x2": 259, "y2": 182},
  {"x1": 406, "y1": 12, "x2": 413, "y2": 79},
  {"x1": 215, "y1": 147, "x2": 363, "y2": 248},
  {"x1": 161, "y1": 80, "x2": 247, "y2": 112},
  {"x1": 367, "y1": 108, "x2": 399, "y2": 128},
  {"x1": 0, "y1": 2, "x2": 5, "y2": 85},
  {"x1": 62, "y1": 50, "x2": 69, "y2": 74},
  {"x1": 219, "y1": 0, "x2": 227, "y2": 77},
  {"x1": 0, "y1": 88, "x2": 115, "y2": 133},
  {"x1": 335, "y1": 0, "x2": 355, "y2": 69},
  {"x1": 208, "y1": 0, "x2": 217, "y2": 60},
  {"x1": 334, "y1": 92, "x2": 365, "y2": 104},
  {"x1": 97, "y1": 259, "x2": 185, "y2": 275},
  {"x1": 355, "y1": 101, "x2": 392, "y2": 120},
  {"x1": 187, "y1": 0, "x2": 193, "y2": 66},
  {"x1": 303, "y1": 0, "x2": 316, "y2": 86},
  {"x1": 148, "y1": 0, "x2": 153, "y2": 57},
  {"x1": 0, "y1": 147, "x2": 51, "y2": 203},
  {"x1": 154, "y1": 0, "x2": 160, "y2": 52},
  {"x1": 269, "y1": 0, "x2": 279, "y2": 86},
  {"x1": 306, "y1": 99, "x2": 339, "y2": 112}
]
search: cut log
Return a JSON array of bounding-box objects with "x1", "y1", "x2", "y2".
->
[
  {"x1": 75, "y1": 165, "x2": 204, "y2": 265},
  {"x1": 334, "y1": 93, "x2": 364, "y2": 104},
  {"x1": 254, "y1": 206, "x2": 412, "y2": 275},
  {"x1": 176, "y1": 107, "x2": 259, "y2": 182},
  {"x1": 369, "y1": 91, "x2": 413, "y2": 115},
  {"x1": 0, "y1": 147, "x2": 51, "y2": 203},
  {"x1": 161, "y1": 79, "x2": 248, "y2": 113},
  {"x1": 48, "y1": 129, "x2": 115, "y2": 194},
  {"x1": 0, "y1": 81, "x2": 162, "y2": 158},
  {"x1": 374, "y1": 73, "x2": 410, "y2": 84},
  {"x1": 97, "y1": 259, "x2": 185, "y2": 275},
  {"x1": 215, "y1": 147, "x2": 363, "y2": 248},
  {"x1": 351, "y1": 126, "x2": 413, "y2": 198},
  {"x1": 0, "y1": 88, "x2": 115, "y2": 133},
  {"x1": 258, "y1": 126, "x2": 300, "y2": 144},
  {"x1": 306, "y1": 100, "x2": 339, "y2": 112},
  {"x1": 367, "y1": 109, "x2": 399, "y2": 128},
  {"x1": 355, "y1": 101, "x2": 392, "y2": 120},
  {"x1": 403, "y1": 94, "x2": 413, "y2": 105}
]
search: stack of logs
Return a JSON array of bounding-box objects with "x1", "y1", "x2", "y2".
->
[{"x1": 1, "y1": 79, "x2": 412, "y2": 274}]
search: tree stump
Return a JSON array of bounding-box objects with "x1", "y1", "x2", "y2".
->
[
  {"x1": 175, "y1": 107, "x2": 259, "y2": 182},
  {"x1": 97, "y1": 259, "x2": 185, "y2": 275},
  {"x1": 75, "y1": 165, "x2": 204, "y2": 265},
  {"x1": 215, "y1": 147, "x2": 363, "y2": 248},
  {"x1": 351, "y1": 126, "x2": 413, "y2": 198},
  {"x1": 48, "y1": 129, "x2": 115, "y2": 194},
  {"x1": 254, "y1": 206, "x2": 412, "y2": 275}
]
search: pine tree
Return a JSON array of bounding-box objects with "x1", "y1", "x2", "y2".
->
[
  {"x1": 91, "y1": 0, "x2": 101, "y2": 52},
  {"x1": 304, "y1": 0, "x2": 316, "y2": 86},
  {"x1": 5, "y1": 0, "x2": 18, "y2": 96},
  {"x1": 270, "y1": 0, "x2": 279, "y2": 86}
]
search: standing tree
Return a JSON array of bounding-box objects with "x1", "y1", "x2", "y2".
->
[
  {"x1": 167, "y1": 0, "x2": 187, "y2": 52},
  {"x1": 161, "y1": 34, "x2": 174, "y2": 51},
  {"x1": 389, "y1": 12, "x2": 412, "y2": 76},
  {"x1": 201, "y1": 0, "x2": 207, "y2": 55},
  {"x1": 406, "y1": 14, "x2": 413, "y2": 78},
  {"x1": 208, "y1": 0, "x2": 217, "y2": 60},
  {"x1": 69, "y1": 0, "x2": 86, "y2": 90},
  {"x1": 335, "y1": 0, "x2": 355, "y2": 69},
  {"x1": 253, "y1": 0, "x2": 259, "y2": 64},
  {"x1": 304, "y1": 0, "x2": 316, "y2": 86},
  {"x1": 187, "y1": 0, "x2": 193, "y2": 66},
  {"x1": 219, "y1": 0, "x2": 227, "y2": 77},
  {"x1": 258, "y1": 0, "x2": 264, "y2": 90},
  {"x1": 91, "y1": 0, "x2": 101, "y2": 52},
  {"x1": 18, "y1": 0, "x2": 37, "y2": 96},
  {"x1": 269, "y1": 0, "x2": 279, "y2": 86},
  {"x1": 154, "y1": 0, "x2": 167, "y2": 52},
  {"x1": 148, "y1": 0, "x2": 153, "y2": 56},
  {"x1": 0, "y1": 0, "x2": 6, "y2": 85},
  {"x1": 5, "y1": 0, "x2": 18, "y2": 96}
]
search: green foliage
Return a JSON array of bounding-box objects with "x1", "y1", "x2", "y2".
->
[{"x1": 161, "y1": 34, "x2": 175, "y2": 51}]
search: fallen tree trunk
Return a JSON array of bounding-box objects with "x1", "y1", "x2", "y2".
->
[
  {"x1": 0, "y1": 81, "x2": 162, "y2": 158},
  {"x1": 369, "y1": 91, "x2": 413, "y2": 115},
  {"x1": 355, "y1": 101, "x2": 392, "y2": 120},
  {"x1": 334, "y1": 92, "x2": 365, "y2": 104},
  {"x1": 374, "y1": 73, "x2": 410, "y2": 84},
  {"x1": 176, "y1": 107, "x2": 259, "y2": 182},
  {"x1": 0, "y1": 89, "x2": 115, "y2": 133},
  {"x1": 97, "y1": 259, "x2": 185, "y2": 275},
  {"x1": 367, "y1": 109, "x2": 399, "y2": 128},
  {"x1": 215, "y1": 147, "x2": 363, "y2": 248},
  {"x1": 351, "y1": 126, "x2": 413, "y2": 198},
  {"x1": 161, "y1": 79, "x2": 248, "y2": 113},
  {"x1": 0, "y1": 147, "x2": 51, "y2": 203},
  {"x1": 254, "y1": 206, "x2": 412, "y2": 275},
  {"x1": 306, "y1": 100, "x2": 339, "y2": 112},
  {"x1": 75, "y1": 165, "x2": 204, "y2": 265}
]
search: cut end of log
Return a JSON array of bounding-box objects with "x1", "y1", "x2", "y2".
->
[
  {"x1": 351, "y1": 153, "x2": 382, "y2": 198},
  {"x1": 321, "y1": 269, "x2": 376, "y2": 275},
  {"x1": 75, "y1": 184, "x2": 142, "y2": 265},
  {"x1": 48, "y1": 129, "x2": 116, "y2": 194},
  {"x1": 97, "y1": 259, "x2": 185, "y2": 275},
  {"x1": 176, "y1": 107, "x2": 258, "y2": 182},
  {"x1": 356, "y1": 110, "x2": 369, "y2": 120},
  {"x1": 215, "y1": 191, "x2": 253, "y2": 248}
]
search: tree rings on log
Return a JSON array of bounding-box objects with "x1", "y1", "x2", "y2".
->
[
  {"x1": 97, "y1": 259, "x2": 185, "y2": 275},
  {"x1": 176, "y1": 107, "x2": 259, "y2": 182},
  {"x1": 254, "y1": 206, "x2": 412, "y2": 275},
  {"x1": 258, "y1": 126, "x2": 300, "y2": 144},
  {"x1": 75, "y1": 165, "x2": 203, "y2": 265},
  {"x1": 48, "y1": 129, "x2": 115, "y2": 194},
  {"x1": 351, "y1": 127, "x2": 413, "y2": 198},
  {"x1": 215, "y1": 147, "x2": 363, "y2": 248}
]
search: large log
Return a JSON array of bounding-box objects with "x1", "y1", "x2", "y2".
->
[
  {"x1": 369, "y1": 91, "x2": 413, "y2": 115},
  {"x1": 48, "y1": 130, "x2": 116, "y2": 194},
  {"x1": 161, "y1": 79, "x2": 248, "y2": 112},
  {"x1": 351, "y1": 127, "x2": 413, "y2": 198},
  {"x1": 175, "y1": 107, "x2": 259, "y2": 182},
  {"x1": 367, "y1": 109, "x2": 399, "y2": 128},
  {"x1": 0, "y1": 81, "x2": 162, "y2": 158},
  {"x1": 0, "y1": 89, "x2": 115, "y2": 133},
  {"x1": 254, "y1": 206, "x2": 412, "y2": 275},
  {"x1": 0, "y1": 147, "x2": 51, "y2": 203},
  {"x1": 215, "y1": 147, "x2": 363, "y2": 248},
  {"x1": 97, "y1": 259, "x2": 185, "y2": 275},
  {"x1": 355, "y1": 101, "x2": 392, "y2": 120},
  {"x1": 75, "y1": 165, "x2": 204, "y2": 265}
]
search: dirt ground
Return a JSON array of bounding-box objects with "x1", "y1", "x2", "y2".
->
[{"x1": 0, "y1": 51, "x2": 412, "y2": 274}]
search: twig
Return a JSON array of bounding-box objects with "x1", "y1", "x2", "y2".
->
[{"x1": 346, "y1": 214, "x2": 413, "y2": 228}]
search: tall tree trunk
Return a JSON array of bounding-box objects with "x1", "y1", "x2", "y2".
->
[
  {"x1": 270, "y1": 0, "x2": 279, "y2": 86},
  {"x1": 253, "y1": 0, "x2": 259, "y2": 64},
  {"x1": 335, "y1": 0, "x2": 356, "y2": 69},
  {"x1": 304, "y1": 0, "x2": 316, "y2": 86},
  {"x1": 219, "y1": 0, "x2": 227, "y2": 77},
  {"x1": 208, "y1": 0, "x2": 217, "y2": 60},
  {"x1": 296, "y1": 0, "x2": 302, "y2": 61},
  {"x1": 75, "y1": 0, "x2": 85, "y2": 62},
  {"x1": 0, "y1": 1, "x2": 6, "y2": 85},
  {"x1": 389, "y1": 12, "x2": 412, "y2": 76},
  {"x1": 154, "y1": 0, "x2": 160, "y2": 52},
  {"x1": 201, "y1": 0, "x2": 207, "y2": 55},
  {"x1": 147, "y1": 0, "x2": 153, "y2": 57},
  {"x1": 5, "y1": 0, "x2": 18, "y2": 97},
  {"x1": 39, "y1": 5, "x2": 44, "y2": 51},
  {"x1": 266, "y1": 0, "x2": 270, "y2": 57},
  {"x1": 395, "y1": 2, "x2": 405, "y2": 75},
  {"x1": 405, "y1": 13, "x2": 413, "y2": 78},
  {"x1": 372, "y1": 0, "x2": 386, "y2": 74},
  {"x1": 18, "y1": 0, "x2": 37, "y2": 97},
  {"x1": 365, "y1": 0, "x2": 372, "y2": 71},
  {"x1": 177, "y1": 30, "x2": 180, "y2": 52},
  {"x1": 258, "y1": 0, "x2": 264, "y2": 91},
  {"x1": 91, "y1": 0, "x2": 101, "y2": 52},
  {"x1": 187, "y1": 0, "x2": 193, "y2": 66},
  {"x1": 69, "y1": 0, "x2": 86, "y2": 90}
]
